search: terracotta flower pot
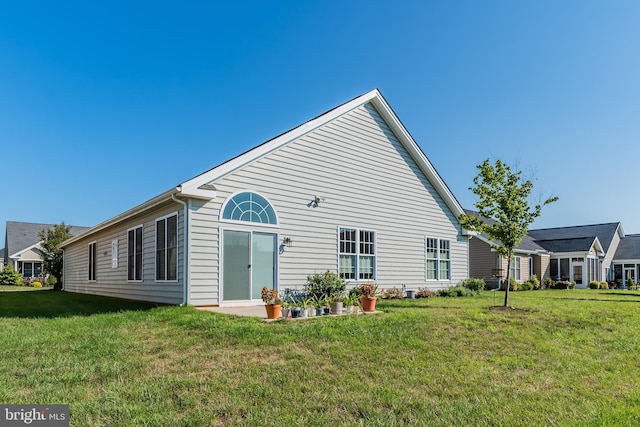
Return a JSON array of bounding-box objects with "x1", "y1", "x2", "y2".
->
[
  {"x1": 265, "y1": 304, "x2": 282, "y2": 319},
  {"x1": 360, "y1": 296, "x2": 377, "y2": 312}
]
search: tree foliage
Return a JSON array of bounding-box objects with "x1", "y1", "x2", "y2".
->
[
  {"x1": 459, "y1": 159, "x2": 558, "y2": 307},
  {"x1": 0, "y1": 264, "x2": 23, "y2": 286},
  {"x1": 38, "y1": 222, "x2": 73, "y2": 291}
]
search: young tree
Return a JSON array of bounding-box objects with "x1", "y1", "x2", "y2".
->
[
  {"x1": 459, "y1": 159, "x2": 557, "y2": 307},
  {"x1": 38, "y1": 222, "x2": 73, "y2": 291}
]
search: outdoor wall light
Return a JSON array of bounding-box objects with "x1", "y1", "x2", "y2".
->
[{"x1": 282, "y1": 237, "x2": 293, "y2": 247}]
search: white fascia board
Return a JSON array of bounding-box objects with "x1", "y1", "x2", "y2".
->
[
  {"x1": 176, "y1": 185, "x2": 216, "y2": 200},
  {"x1": 613, "y1": 259, "x2": 640, "y2": 263},
  {"x1": 179, "y1": 89, "x2": 382, "y2": 193}
]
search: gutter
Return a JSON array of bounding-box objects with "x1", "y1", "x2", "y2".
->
[{"x1": 171, "y1": 193, "x2": 190, "y2": 306}]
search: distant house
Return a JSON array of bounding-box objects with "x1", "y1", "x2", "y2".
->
[
  {"x1": 2, "y1": 221, "x2": 91, "y2": 278},
  {"x1": 60, "y1": 89, "x2": 471, "y2": 306},
  {"x1": 467, "y1": 218, "x2": 624, "y2": 289},
  {"x1": 611, "y1": 234, "x2": 640, "y2": 285},
  {"x1": 528, "y1": 223, "x2": 623, "y2": 288},
  {"x1": 465, "y1": 209, "x2": 550, "y2": 288}
]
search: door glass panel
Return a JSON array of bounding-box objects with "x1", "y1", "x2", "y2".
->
[
  {"x1": 223, "y1": 230, "x2": 251, "y2": 301},
  {"x1": 573, "y1": 265, "x2": 583, "y2": 285},
  {"x1": 251, "y1": 233, "x2": 276, "y2": 300}
]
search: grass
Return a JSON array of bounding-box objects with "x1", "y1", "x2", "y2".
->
[
  {"x1": 0, "y1": 285, "x2": 53, "y2": 291},
  {"x1": 2, "y1": 290, "x2": 640, "y2": 426}
]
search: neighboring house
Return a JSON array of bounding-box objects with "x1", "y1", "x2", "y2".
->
[
  {"x1": 528, "y1": 223, "x2": 623, "y2": 288},
  {"x1": 465, "y1": 209, "x2": 550, "y2": 288},
  {"x1": 60, "y1": 89, "x2": 471, "y2": 306},
  {"x1": 465, "y1": 211, "x2": 625, "y2": 289},
  {"x1": 3, "y1": 221, "x2": 91, "y2": 278},
  {"x1": 611, "y1": 234, "x2": 640, "y2": 285}
]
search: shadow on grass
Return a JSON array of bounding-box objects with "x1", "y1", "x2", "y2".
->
[{"x1": 0, "y1": 289, "x2": 162, "y2": 319}]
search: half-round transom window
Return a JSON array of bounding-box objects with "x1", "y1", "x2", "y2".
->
[{"x1": 222, "y1": 192, "x2": 278, "y2": 225}]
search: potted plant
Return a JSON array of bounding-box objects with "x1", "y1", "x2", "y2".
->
[
  {"x1": 358, "y1": 283, "x2": 380, "y2": 312},
  {"x1": 261, "y1": 287, "x2": 282, "y2": 319},
  {"x1": 312, "y1": 295, "x2": 325, "y2": 316},
  {"x1": 299, "y1": 297, "x2": 310, "y2": 318},
  {"x1": 330, "y1": 293, "x2": 345, "y2": 315}
]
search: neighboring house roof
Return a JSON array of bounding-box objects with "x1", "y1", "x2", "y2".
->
[
  {"x1": 5, "y1": 221, "x2": 91, "y2": 262},
  {"x1": 528, "y1": 222, "x2": 623, "y2": 253},
  {"x1": 63, "y1": 89, "x2": 467, "y2": 247},
  {"x1": 534, "y1": 237, "x2": 603, "y2": 254},
  {"x1": 463, "y1": 209, "x2": 548, "y2": 254},
  {"x1": 613, "y1": 234, "x2": 640, "y2": 260}
]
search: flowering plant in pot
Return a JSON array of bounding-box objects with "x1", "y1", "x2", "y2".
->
[
  {"x1": 261, "y1": 287, "x2": 283, "y2": 319},
  {"x1": 357, "y1": 283, "x2": 380, "y2": 312}
]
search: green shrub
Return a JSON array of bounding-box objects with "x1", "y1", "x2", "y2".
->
[
  {"x1": 32, "y1": 281, "x2": 43, "y2": 288},
  {"x1": 0, "y1": 265, "x2": 23, "y2": 286},
  {"x1": 526, "y1": 274, "x2": 541, "y2": 290},
  {"x1": 519, "y1": 280, "x2": 533, "y2": 291},
  {"x1": 47, "y1": 275, "x2": 58, "y2": 286},
  {"x1": 544, "y1": 277, "x2": 555, "y2": 289},
  {"x1": 438, "y1": 285, "x2": 476, "y2": 298},
  {"x1": 415, "y1": 288, "x2": 435, "y2": 298},
  {"x1": 588, "y1": 280, "x2": 600, "y2": 289},
  {"x1": 383, "y1": 287, "x2": 404, "y2": 299},
  {"x1": 458, "y1": 278, "x2": 486, "y2": 292},
  {"x1": 600, "y1": 281, "x2": 609, "y2": 289},
  {"x1": 305, "y1": 271, "x2": 346, "y2": 300},
  {"x1": 627, "y1": 276, "x2": 636, "y2": 290},
  {"x1": 500, "y1": 277, "x2": 520, "y2": 291},
  {"x1": 550, "y1": 280, "x2": 574, "y2": 290}
]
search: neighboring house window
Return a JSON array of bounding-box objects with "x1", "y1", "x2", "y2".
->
[
  {"x1": 425, "y1": 238, "x2": 451, "y2": 280},
  {"x1": 221, "y1": 192, "x2": 277, "y2": 225},
  {"x1": 529, "y1": 257, "x2": 534, "y2": 278},
  {"x1": 128, "y1": 225, "x2": 143, "y2": 281},
  {"x1": 156, "y1": 213, "x2": 178, "y2": 281},
  {"x1": 89, "y1": 242, "x2": 97, "y2": 281},
  {"x1": 20, "y1": 262, "x2": 42, "y2": 278},
  {"x1": 338, "y1": 227, "x2": 376, "y2": 280},
  {"x1": 510, "y1": 256, "x2": 521, "y2": 281}
]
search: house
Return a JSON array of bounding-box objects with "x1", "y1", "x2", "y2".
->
[
  {"x1": 528, "y1": 223, "x2": 623, "y2": 288},
  {"x1": 611, "y1": 234, "x2": 640, "y2": 285},
  {"x1": 3, "y1": 221, "x2": 91, "y2": 278},
  {"x1": 465, "y1": 209, "x2": 550, "y2": 288},
  {"x1": 60, "y1": 89, "x2": 471, "y2": 306}
]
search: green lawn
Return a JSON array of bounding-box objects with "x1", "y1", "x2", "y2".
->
[{"x1": 1, "y1": 290, "x2": 640, "y2": 426}]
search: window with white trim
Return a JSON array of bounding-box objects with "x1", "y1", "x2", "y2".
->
[
  {"x1": 128, "y1": 225, "x2": 143, "y2": 281},
  {"x1": 222, "y1": 192, "x2": 277, "y2": 224},
  {"x1": 425, "y1": 238, "x2": 451, "y2": 280},
  {"x1": 529, "y1": 256, "x2": 534, "y2": 278},
  {"x1": 156, "y1": 213, "x2": 178, "y2": 281},
  {"x1": 88, "y1": 242, "x2": 97, "y2": 281},
  {"x1": 510, "y1": 256, "x2": 521, "y2": 281},
  {"x1": 338, "y1": 227, "x2": 376, "y2": 280}
]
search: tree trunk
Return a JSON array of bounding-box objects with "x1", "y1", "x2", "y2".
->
[{"x1": 504, "y1": 255, "x2": 511, "y2": 307}]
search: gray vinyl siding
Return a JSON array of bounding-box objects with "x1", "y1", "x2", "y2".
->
[
  {"x1": 64, "y1": 201, "x2": 184, "y2": 304},
  {"x1": 188, "y1": 102, "x2": 468, "y2": 305},
  {"x1": 469, "y1": 237, "x2": 499, "y2": 280},
  {"x1": 603, "y1": 229, "x2": 622, "y2": 278}
]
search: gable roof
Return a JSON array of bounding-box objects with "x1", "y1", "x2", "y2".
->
[
  {"x1": 613, "y1": 234, "x2": 640, "y2": 260},
  {"x1": 534, "y1": 237, "x2": 604, "y2": 254},
  {"x1": 63, "y1": 89, "x2": 466, "y2": 247},
  {"x1": 528, "y1": 222, "x2": 622, "y2": 253},
  {"x1": 5, "y1": 221, "x2": 91, "y2": 261}
]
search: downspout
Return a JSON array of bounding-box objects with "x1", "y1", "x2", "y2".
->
[
  {"x1": 172, "y1": 193, "x2": 189, "y2": 306},
  {"x1": 61, "y1": 248, "x2": 65, "y2": 291}
]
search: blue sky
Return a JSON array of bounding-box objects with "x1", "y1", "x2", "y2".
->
[{"x1": 2, "y1": 1, "x2": 640, "y2": 240}]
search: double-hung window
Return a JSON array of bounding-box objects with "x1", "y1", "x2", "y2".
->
[
  {"x1": 88, "y1": 242, "x2": 97, "y2": 281},
  {"x1": 510, "y1": 256, "x2": 521, "y2": 281},
  {"x1": 425, "y1": 237, "x2": 451, "y2": 280},
  {"x1": 128, "y1": 225, "x2": 143, "y2": 281},
  {"x1": 156, "y1": 213, "x2": 178, "y2": 281},
  {"x1": 339, "y1": 227, "x2": 376, "y2": 280}
]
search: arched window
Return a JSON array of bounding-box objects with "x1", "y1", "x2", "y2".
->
[{"x1": 221, "y1": 192, "x2": 278, "y2": 225}]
